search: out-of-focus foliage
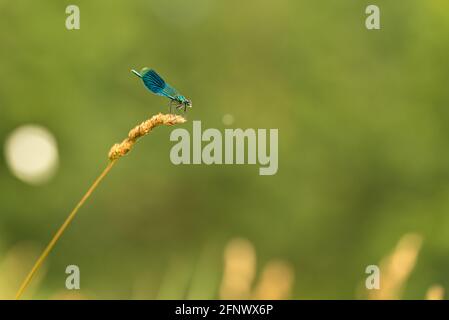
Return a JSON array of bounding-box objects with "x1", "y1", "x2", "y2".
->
[{"x1": 1, "y1": 0, "x2": 449, "y2": 299}]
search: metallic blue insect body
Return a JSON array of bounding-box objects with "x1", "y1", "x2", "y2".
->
[{"x1": 131, "y1": 68, "x2": 192, "y2": 112}]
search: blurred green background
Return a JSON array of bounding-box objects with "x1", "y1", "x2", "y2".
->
[{"x1": 1, "y1": 0, "x2": 449, "y2": 299}]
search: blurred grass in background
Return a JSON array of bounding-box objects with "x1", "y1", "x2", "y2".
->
[{"x1": 1, "y1": 0, "x2": 449, "y2": 299}]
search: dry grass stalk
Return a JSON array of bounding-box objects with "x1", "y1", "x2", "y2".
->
[
  {"x1": 108, "y1": 113, "x2": 186, "y2": 160},
  {"x1": 426, "y1": 285, "x2": 444, "y2": 300},
  {"x1": 369, "y1": 233, "x2": 422, "y2": 300},
  {"x1": 253, "y1": 260, "x2": 294, "y2": 300},
  {"x1": 219, "y1": 238, "x2": 256, "y2": 299},
  {"x1": 15, "y1": 113, "x2": 186, "y2": 300},
  {"x1": 219, "y1": 238, "x2": 295, "y2": 300}
]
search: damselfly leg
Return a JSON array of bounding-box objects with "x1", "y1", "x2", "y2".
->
[
  {"x1": 175, "y1": 104, "x2": 186, "y2": 114},
  {"x1": 168, "y1": 100, "x2": 175, "y2": 114}
]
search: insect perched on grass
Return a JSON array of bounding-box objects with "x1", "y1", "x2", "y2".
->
[{"x1": 131, "y1": 68, "x2": 192, "y2": 113}]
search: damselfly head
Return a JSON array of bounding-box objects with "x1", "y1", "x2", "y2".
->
[{"x1": 177, "y1": 95, "x2": 192, "y2": 108}]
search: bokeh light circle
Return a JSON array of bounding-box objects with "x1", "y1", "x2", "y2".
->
[
  {"x1": 4, "y1": 125, "x2": 59, "y2": 185},
  {"x1": 222, "y1": 114, "x2": 235, "y2": 126}
]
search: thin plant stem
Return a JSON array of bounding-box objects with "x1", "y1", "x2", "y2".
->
[
  {"x1": 15, "y1": 112, "x2": 186, "y2": 300},
  {"x1": 15, "y1": 160, "x2": 117, "y2": 300}
]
